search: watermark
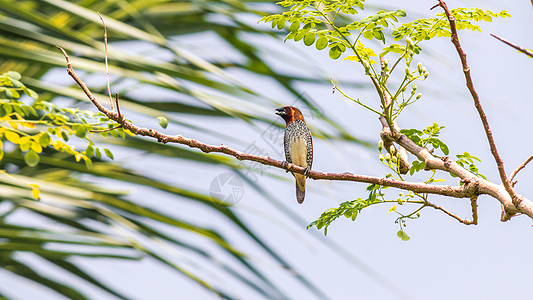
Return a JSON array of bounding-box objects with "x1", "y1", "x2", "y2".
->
[
  {"x1": 209, "y1": 172, "x2": 244, "y2": 206},
  {"x1": 240, "y1": 141, "x2": 271, "y2": 182}
]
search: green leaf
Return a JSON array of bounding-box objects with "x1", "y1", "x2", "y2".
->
[
  {"x1": 271, "y1": 18, "x2": 278, "y2": 29},
  {"x1": 24, "y1": 150, "x2": 40, "y2": 167},
  {"x1": 289, "y1": 21, "x2": 300, "y2": 32},
  {"x1": 23, "y1": 87, "x2": 39, "y2": 99},
  {"x1": 373, "y1": 30, "x2": 385, "y2": 43},
  {"x1": 397, "y1": 230, "x2": 410, "y2": 241},
  {"x1": 5, "y1": 89, "x2": 13, "y2": 98},
  {"x1": 104, "y1": 148, "x2": 114, "y2": 160},
  {"x1": 117, "y1": 128, "x2": 126, "y2": 139},
  {"x1": 83, "y1": 156, "x2": 93, "y2": 169},
  {"x1": 20, "y1": 141, "x2": 31, "y2": 152},
  {"x1": 294, "y1": 30, "x2": 307, "y2": 41},
  {"x1": 39, "y1": 133, "x2": 51, "y2": 148},
  {"x1": 276, "y1": 19, "x2": 285, "y2": 30},
  {"x1": 60, "y1": 131, "x2": 69, "y2": 142},
  {"x1": 315, "y1": 37, "x2": 328, "y2": 50},
  {"x1": 109, "y1": 129, "x2": 118, "y2": 138},
  {"x1": 95, "y1": 148, "x2": 102, "y2": 159},
  {"x1": 363, "y1": 30, "x2": 374, "y2": 40},
  {"x1": 303, "y1": 32, "x2": 316, "y2": 46},
  {"x1": 85, "y1": 144, "x2": 94, "y2": 157},
  {"x1": 75, "y1": 126, "x2": 87, "y2": 138},
  {"x1": 157, "y1": 117, "x2": 168, "y2": 129},
  {"x1": 329, "y1": 46, "x2": 342, "y2": 59},
  {"x1": 351, "y1": 210, "x2": 358, "y2": 221},
  {"x1": 440, "y1": 142, "x2": 449, "y2": 155}
]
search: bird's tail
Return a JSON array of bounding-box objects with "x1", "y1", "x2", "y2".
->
[{"x1": 295, "y1": 174, "x2": 306, "y2": 204}]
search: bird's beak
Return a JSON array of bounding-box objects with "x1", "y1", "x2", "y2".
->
[{"x1": 275, "y1": 107, "x2": 286, "y2": 116}]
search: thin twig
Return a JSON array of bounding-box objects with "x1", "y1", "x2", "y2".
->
[
  {"x1": 90, "y1": 125, "x2": 122, "y2": 133},
  {"x1": 490, "y1": 33, "x2": 533, "y2": 58},
  {"x1": 470, "y1": 195, "x2": 478, "y2": 225},
  {"x1": 434, "y1": 1, "x2": 518, "y2": 206},
  {"x1": 331, "y1": 81, "x2": 381, "y2": 115},
  {"x1": 426, "y1": 200, "x2": 476, "y2": 225},
  {"x1": 115, "y1": 92, "x2": 122, "y2": 121},
  {"x1": 509, "y1": 154, "x2": 533, "y2": 182},
  {"x1": 97, "y1": 12, "x2": 114, "y2": 110}
]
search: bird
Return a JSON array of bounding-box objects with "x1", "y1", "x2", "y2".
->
[{"x1": 275, "y1": 106, "x2": 313, "y2": 203}]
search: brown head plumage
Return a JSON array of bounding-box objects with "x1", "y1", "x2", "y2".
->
[{"x1": 275, "y1": 106, "x2": 305, "y2": 125}]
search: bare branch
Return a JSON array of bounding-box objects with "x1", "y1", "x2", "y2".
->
[
  {"x1": 509, "y1": 154, "x2": 533, "y2": 183},
  {"x1": 425, "y1": 200, "x2": 476, "y2": 225},
  {"x1": 490, "y1": 33, "x2": 533, "y2": 58},
  {"x1": 470, "y1": 195, "x2": 478, "y2": 225},
  {"x1": 114, "y1": 92, "x2": 122, "y2": 121},
  {"x1": 97, "y1": 12, "x2": 114, "y2": 110},
  {"x1": 434, "y1": 0, "x2": 520, "y2": 212}
]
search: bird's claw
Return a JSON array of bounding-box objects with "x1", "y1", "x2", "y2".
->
[
  {"x1": 303, "y1": 167, "x2": 310, "y2": 177},
  {"x1": 282, "y1": 161, "x2": 290, "y2": 173}
]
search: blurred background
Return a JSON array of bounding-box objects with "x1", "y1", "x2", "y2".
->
[{"x1": 0, "y1": 0, "x2": 532, "y2": 299}]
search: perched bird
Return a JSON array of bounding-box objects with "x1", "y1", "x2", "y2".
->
[{"x1": 275, "y1": 106, "x2": 313, "y2": 203}]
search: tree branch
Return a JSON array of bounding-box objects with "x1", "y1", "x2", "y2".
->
[
  {"x1": 425, "y1": 199, "x2": 476, "y2": 225},
  {"x1": 433, "y1": 0, "x2": 524, "y2": 214},
  {"x1": 490, "y1": 33, "x2": 533, "y2": 58},
  {"x1": 509, "y1": 154, "x2": 533, "y2": 183},
  {"x1": 96, "y1": 11, "x2": 114, "y2": 110},
  {"x1": 469, "y1": 195, "x2": 478, "y2": 225},
  {"x1": 379, "y1": 57, "x2": 410, "y2": 175}
]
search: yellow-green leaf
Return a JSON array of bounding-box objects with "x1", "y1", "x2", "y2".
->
[
  {"x1": 104, "y1": 148, "x2": 114, "y2": 160},
  {"x1": 303, "y1": 32, "x2": 316, "y2": 46},
  {"x1": 289, "y1": 21, "x2": 300, "y2": 32},
  {"x1": 397, "y1": 230, "x2": 410, "y2": 241},
  {"x1": 316, "y1": 37, "x2": 328, "y2": 50},
  {"x1": 24, "y1": 150, "x2": 40, "y2": 167},
  {"x1": 31, "y1": 142, "x2": 43, "y2": 153},
  {"x1": 329, "y1": 46, "x2": 342, "y2": 59},
  {"x1": 157, "y1": 117, "x2": 168, "y2": 129},
  {"x1": 38, "y1": 132, "x2": 51, "y2": 147},
  {"x1": 5, "y1": 131, "x2": 20, "y2": 144}
]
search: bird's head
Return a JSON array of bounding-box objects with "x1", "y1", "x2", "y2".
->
[{"x1": 275, "y1": 106, "x2": 305, "y2": 125}]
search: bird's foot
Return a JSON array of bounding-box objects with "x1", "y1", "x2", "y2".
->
[
  {"x1": 281, "y1": 161, "x2": 290, "y2": 173},
  {"x1": 303, "y1": 166, "x2": 311, "y2": 177}
]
